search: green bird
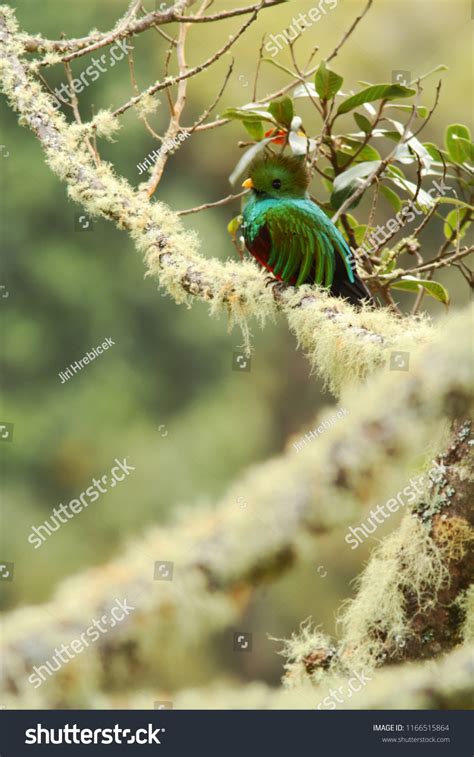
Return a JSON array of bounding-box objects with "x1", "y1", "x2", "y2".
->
[{"x1": 241, "y1": 154, "x2": 372, "y2": 305}]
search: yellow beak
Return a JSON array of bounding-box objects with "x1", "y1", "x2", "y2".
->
[{"x1": 242, "y1": 178, "x2": 254, "y2": 189}]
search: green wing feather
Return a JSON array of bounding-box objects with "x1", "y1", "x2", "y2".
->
[
  {"x1": 320, "y1": 232, "x2": 334, "y2": 286},
  {"x1": 263, "y1": 203, "x2": 336, "y2": 287}
]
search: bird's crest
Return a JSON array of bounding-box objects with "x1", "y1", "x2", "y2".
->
[{"x1": 245, "y1": 154, "x2": 310, "y2": 198}]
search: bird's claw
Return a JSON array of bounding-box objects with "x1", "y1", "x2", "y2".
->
[
  {"x1": 264, "y1": 275, "x2": 287, "y2": 296},
  {"x1": 264, "y1": 274, "x2": 279, "y2": 288}
]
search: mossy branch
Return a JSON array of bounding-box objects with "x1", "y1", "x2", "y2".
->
[
  {"x1": 118, "y1": 643, "x2": 472, "y2": 709},
  {"x1": 0, "y1": 307, "x2": 471, "y2": 708},
  {"x1": 21, "y1": 0, "x2": 286, "y2": 56},
  {"x1": 0, "y1": 5, "x2": 433, "y2": 395},
  {"x1": 338, "y1": 421, "x2": 473, "y2": 670},
  {"x1": 281, "y1": 421, "x2": 473, "y2": 688}
]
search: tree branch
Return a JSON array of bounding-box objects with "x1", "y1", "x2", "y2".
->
[
  {"x1": 0, "y1": 5, "x2": 434, "y2": 395},
  {"x1": 0, "y1": 307, "x2": 471, "y2": 707},
  {"x1": 111, "y1": 2, "x2": 267, "y2": 118},
  {"x1": 128, "y1": 644, "x2": 473, "y2": 709},
  {"x1": 21, "y1": 0, "x2": 285, "y2": 57}
]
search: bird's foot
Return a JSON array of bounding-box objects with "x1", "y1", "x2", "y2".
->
[
  {"x1": 264, "y1": 275, "x2": 287, "y2": 298},
  {"x1": 264, "y1": 274, "x2": 280, "y2": 287}
]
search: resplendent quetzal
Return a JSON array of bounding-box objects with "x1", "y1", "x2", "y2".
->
[{"x1": 241, "y1": 154, "x2": 372, "y2": 305}]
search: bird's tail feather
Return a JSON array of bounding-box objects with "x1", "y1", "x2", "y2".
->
[
  {"x1": 329, "y1": 252, "x2": 374, "y2": 306},
  {"x1": 330, "y1": 273, "x2": 374, "y2": 306}
]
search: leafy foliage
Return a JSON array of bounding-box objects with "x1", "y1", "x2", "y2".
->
[
  {"x1": 336, "y1": 83, "x2": 416, "y2": 115},
  {"x1": 223, "y1": 63, "x2": 473, "y2": 311}
]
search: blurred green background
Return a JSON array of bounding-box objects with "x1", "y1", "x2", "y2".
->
[{"x1": 1, "y1": 0, "x2": 471, "y2": 689}]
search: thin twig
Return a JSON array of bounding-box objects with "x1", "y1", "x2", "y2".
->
[
  {"x1": 408, "y1": 246, "x2": 473, "y2": 275},
  {"x1": 193, "y1": 63, "x2": 319, "y2": 133},
  {"x1": 128, "y1": 48, "x2": 162, "y2": 141},
  {"x1": 112, "y1": 3, "x2": 266, "y2": 119},
  {"x1": 326, "y1": 0, "x2": 373, "y2": 63},
  {"x1": 25, "y1": 0, "x2": 285, "y2": 58},
  {"x1": 177, "y1": 191, "x2": 247, "y2": 216},
  {"x1": 411, "y1": 79, "x2": 442, "y2": 139},
  {"x1": 63, "y1": 61, "x2": 100, "y2": 165},
  {"x1": 186, "y1": 61, "x2": 234, "y2": 134},
  {"x1": 252, "y1": 35, "x2": 267, "y2": 102}
]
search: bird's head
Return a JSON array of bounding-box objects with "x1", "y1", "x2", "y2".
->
[{"x1": 242, "y1": 154, "x2": 310, "y2": 200}]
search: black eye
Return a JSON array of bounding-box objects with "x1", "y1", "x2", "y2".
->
[{"x1": 272, "y1": 178, "x2": 282, "y2": 189}]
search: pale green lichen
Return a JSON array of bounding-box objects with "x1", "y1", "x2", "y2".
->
[
  {"x1": 91, "y1": 109, "x2": 121, "y2": 140},
  {"x1": 458, "y1": 585, "x2": 474, "y2": 644},
  {"x1": 285, "y1": 286, "x2": 433, "y2": 395},
  {"x1": 41, "y1": 51, "x2": 62, "y2": 66},
  {"x1": 98, "y1": 640, "x2": 474, "y2": 708},
  {"x1": 273, "y1": 619, "x2": 336, "y2": 688},
  {"x1": 0, "y1": 307, "x2": 471, "y2": 708},
  {"x1": 337, "y1": 515, "x2": 449, "y2": 670},
  {"x1": 135, "y1": 93, "x2": 161, "y2": 118}
]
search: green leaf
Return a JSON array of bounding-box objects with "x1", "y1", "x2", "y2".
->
[
  {"x1": 443, "y1": 208, "x2": 472, "y2": 240},
  {"x1": 383, "y1": 130, "x2": 404, "y2": 142},
  {"x1": 229, "y1": 137, "x2": 273, "y2": 185},
  {"x1": 344, "y1": 213, "x2": 359, "y2": 228},
  {"x1": 393, "y1": 142, "x2": 417, "y2": 164},
  {"x1": 445, "y1": 124, "x2": 473, "y2": 164},
  {"x1": 386, "y1": 164, "x2": 406, "y2": 180},
  {"x1": 293, "y1": 82, "x2": 318, "y2": 99},
  {"x1": 315, "y1": 60, "x2": 343, "y2": 100},
  {"x1": 331, "y1": 185, "x2": 364, "y2": 211},
  {"x1": 387, "y1": 178, "x2": 435, "y2": 209},
  {"x1": 268, "y1": 97, "x2": 294, "y2": 128},
  {"x1": 336, "y1": 213, "x2": 359, "y2": 234},
  {"x1": 423, "y1": 142, "x2": 445, "y2": 162},
  {"x1": 353, "y1": 112, "x2": 372, "y2": 133},
  {"x1": 335, "y1": 152, "x2": 352, "y2": 169},
  {"x1": 415, "y1": 63, "x2": 448, "y2": 83},
  {"x1": 379, "y1": 248, "x2": 397, "y2": 274},
  {"x1": 352, "y1": 224, "x2": 368, "y2": 245},
  {"x1": 333, "y1": 160, "x2": 381, "y2": 190},
  {"x1": 227, "y1": 215, "x2": 242, "y2": 239},
  {"x1": 391, "y1": 276, "x2": 450, "y2": 304},
  {"x1": 379, "y1": 184, "x2": 402, "y2": 212},
  {"x1": 386, "y1": 104, "x2": 429, "y2": 118},
  {"x1": 321, "y1": 177, "x2": 333, "y2": 195},
  {"x1": 242, "y1": 121, "x2": 264, "y2": 141},
  {"x1": 336, "y1": 84, "x2": 416, "y2": 115},
  {"x1": 386, "y1": 117, "x2": 434, "y2": 169},
  {"x1": 455, "y1": 138, "x2": 474, "y2": 164},
  {"x1": 339, "y1": 139, "x2": 381, "y2": 162},
  {"x1": 330, "y1": 160, "x2": 380, "y2": 210},
  {"x1": 221, "y1": 107, "x2": 277, "y2": 125},
  {"x1": 438, "y1": 198, "x2": 474, "y2": 209}
]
